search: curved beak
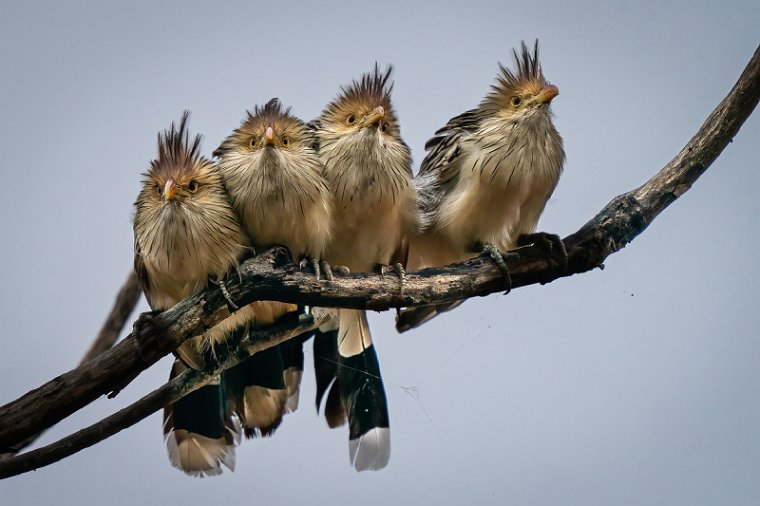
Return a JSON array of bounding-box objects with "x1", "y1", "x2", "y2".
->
[
  {"x1": 164, "y1": 178, "x2": 177, "y2": 201},
  {"x1": 536, "y1": 84, "x2": 559, "y2": 104},
  {"x1": 361, "y1": 106, "x2": 385, "y2": 128},
  {"x1": 264, "y1": 126, "x2": 275, "y2": 146}
]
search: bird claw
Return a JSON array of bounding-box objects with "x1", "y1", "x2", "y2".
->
[
  {"x1": 481, "y1": 243, "x2": 512, "y2": 294},
  {"x1": 379, "y1": 263, "x2": 406, "y2": 296},
  {"x1": 318, "y1": 261, "x2": 349, "y2": 282},
  {"x1": 299, "y1": 257, "x2": 322, "y2": 282},
  {"x1": 211, "y1": 278, "x2": 238, "y2": 310},
  {"x1": 518, "y1": 232, "x2": 568, "y2": 275},
  {"x1": 321, "y1": 261, "x2": 333, "y2": 282}
]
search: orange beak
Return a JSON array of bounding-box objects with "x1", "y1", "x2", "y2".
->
[
  {"x1": 264, "y1": 126, "x2": 275, "y2": 146},
  {"x1": 164, "y1": 178, "x2": 177, "y2": 201},
  {"x1": 362, "y1": 106, "x2": 385, "y2": 127},
  {"x1": 537, "y1": 84, "x2": 559, "y2": 104}
]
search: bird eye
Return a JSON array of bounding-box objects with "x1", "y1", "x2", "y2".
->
[
  {"x1": 281, "y1": 136, "x2": 289, "y2": 146},
  {"x1": 346, "y1": 114, "x2": 356, "y2": 125},
  {"x1": 187, "y1": 180, "x2": 199, "y2": 193},
  {"x1": 510, "y1": 96, "x2": 522, "y2": 107},
  {"x1": 380, "y1": 123, "x2": 388, "y2": 133},
  {"x1": 250, "y1": 137, "x2": 257, "y2": 147},
  {"x1": 156, "y1": 184, "x2": 162, "y2": 195}
]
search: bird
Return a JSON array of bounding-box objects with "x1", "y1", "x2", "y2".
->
[
  {"x1": 133, "y1": 112, "x2": 255, "y2": 476},
  {"x1": 310, "y1": 64, "x2": 418, "y2": 471},
  {"x1": 214, "y1": 98, "x2": 334, "y2": 437},
  {"x1": 397, "y1": 40, "x2": 566, "y2": 332}
]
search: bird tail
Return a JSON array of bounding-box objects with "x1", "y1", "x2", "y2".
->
[
  {"x1": 313, "y1": 325, "x2": 347, "y2": 428},
  {"x1": 224, "y1": 337, "x2": 288, "y2": 438},
  {"x1": 395, "y1": 300, "x2": 464, "y2": 333},
  {"x1": 163, "y1": 359, "x2": 239, "y2": 477},
  {"x1": 279, "y1": 331, "x2": 310, "y2": 413},
  {"x1": 333, "y1": 309, "x2": 391, "y2": 471}
]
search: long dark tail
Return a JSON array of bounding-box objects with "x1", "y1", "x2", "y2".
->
[
  {"x1": 280, "y1": 331, "x2": 311, "y2": 413},
  {"x1": 395, "y1": 300, "x2": 464, "y2": 333},
  {"x1": 225, "y1": 340, "x2": 287, "y2": 438},
  {"x1": 334, "y1": 309, "x2": 391, "y2": 471},
  {"x1": 163, "y1": 359, "x2": 239, "y2": 477},
  {"x1": 313, "y1": 327, "x2": 347, "y2": 428}
]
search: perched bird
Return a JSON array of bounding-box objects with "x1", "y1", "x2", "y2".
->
[
  {"x1": 215, "y1": 98, "x2": 333, "y2": 435},
  {"x1": 311, "y1": 64, "x2": 418, "y2": 471},
  {"x1": 397, "y1": 40, "x2": 565, "y2": 332},
  {"x1": 133, "y1": 112, "x2": 254, "y2": 476}
]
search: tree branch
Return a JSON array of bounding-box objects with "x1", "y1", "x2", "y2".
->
[
  {"x1": 0, "y1": 270, "x2": 141, "y2": 458},
  {"x1": 0, "y1": 43, "x2": 757, "y2": 474},
  {"x1": 81, "y1": 271, "x2": 141, "y2": 364},
  {"x1": 0, "y1": 313, "x2": 321, "y2": 479}
]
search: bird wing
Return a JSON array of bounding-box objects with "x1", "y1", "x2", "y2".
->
[{"x1": 416, "y1": 108, "x2": 481, "y2": 214}]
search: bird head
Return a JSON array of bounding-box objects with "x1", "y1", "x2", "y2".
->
[
  {"x1": 213, "y1": 98, "x2": 314, "y2": 161},
  {"x1": 316, "y1": 64, "x2": 402, "y2": 142},
  {"x1": 139, "y1": 111, "x2": 221, "y2": 209},
  {"x1": 480, "y1": 40, "x2": 559, "y2": 118}
]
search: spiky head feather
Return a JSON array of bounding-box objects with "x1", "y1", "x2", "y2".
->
[{"x1": 480, "y1": 40, "x2": 554, "y2": 112}]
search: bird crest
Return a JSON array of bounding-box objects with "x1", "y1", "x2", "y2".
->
[
  {"x1": 148, "y1": 111, "x2": 205, "y2": 181},
  {"x1": 481, "y1": 40, "x2": 553, "y2": 110}
]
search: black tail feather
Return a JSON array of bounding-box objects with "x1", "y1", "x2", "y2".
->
[
  {"x1": 164, "y1": 360, "x2": 238, "y2": 477},
  {"x1": 225, "y1": 344, "x2": 287, "y2": 438}
]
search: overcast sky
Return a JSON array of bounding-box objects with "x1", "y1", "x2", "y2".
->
[{"x1": 1, "y1": 1, "x2": 759, "y2": 504}]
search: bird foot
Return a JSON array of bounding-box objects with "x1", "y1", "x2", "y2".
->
[
  {"x1": 480, "y1": 243, "x2": 512, "y2": 294},
  {"x1": 379, "y1": 262, "x2": 406, "y2": 296},
  {"x1": 299, "y1": 257, "x2": 322, "y2": 282},
  {"x1": 518, "y1": 232, "x2": 568, "y2": 275},
  {"x1": 210, "y1": 278, "x2": 238, "y2": 310}
]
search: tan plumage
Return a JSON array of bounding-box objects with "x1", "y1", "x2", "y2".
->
[
  {"x1": 215, "y1": 98, "x2": 334, "y2": 435},
  {"x1": 398, "y1": 40, "x2": 566, "y2": 331},
  {"x1": 215, "y1": 98, "x2": 333, "y2": 260},
  {"x1": 133, "y1": 112, "x2": 250, "y2": 476},
  {"x1": 311, "y1": 64, "x2": 417, "y2": 471}
]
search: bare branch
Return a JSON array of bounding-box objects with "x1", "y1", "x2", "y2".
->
[
  {"x1": 1, "y1": 270, "x2": 141, "y2": 458},
  {"x1": 0, "y1": 313, "x2": 320, "y2": 479},
  {"x1": 81, "y1": 271, "x2": 141, "y2": 364},
  {"x1": 0, "y1": 44, "x2": 757, "y2": 473}
]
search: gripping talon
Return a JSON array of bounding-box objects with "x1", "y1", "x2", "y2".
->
[
  {"x1": 217, "y1": 279, "x2": 238, "y2": 310},
  {"x1": 519, "y1": 232, "x2": 568, "y2": 274},
  {"x1": 393, "y1": 263, "x2": 406, "y2": 296},
  {"x1": 299, "y1": 257, "x2": 322, "y2": 282},
  {"x1": 321, "y1": 261, "x2": 334, "y2": 282},
  {"x1": 482, "y1": 243, "x2": 512, "y2": 294}
]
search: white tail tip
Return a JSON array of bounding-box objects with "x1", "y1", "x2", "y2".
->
[{"x1": 348, "y1": 427, "x2": 391, "y2": 471}]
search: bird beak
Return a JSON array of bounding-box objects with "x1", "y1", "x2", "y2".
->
[
  {"x1": 536, "y1": 84, "x2": 559, "y2": 104},
  {"x1": 264, "y1": 126, "x2": 275, "y2": 146},
  {"x1": 362, "y1": 106, "x2": 385, "y2": 128},
  {"x1": 164, "y1": 179, "x2": 177, "y2": 201}
]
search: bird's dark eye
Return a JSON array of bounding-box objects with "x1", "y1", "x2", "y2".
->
[
  {"x1": 346, "y1": 114, "x2": 356, "y2": 125},
  {"x1": 380, "y1": 123, "x2": 388, "y2": 133},
  {"x1": 281, "y1": 136, "x2": 289, "y2": 146},
  {"x1": 250, "y1": 137, "x2": 257, "y2": 147},
  {"x1": 156, "y1": 184, "x2": 163, "y2": 195},
  {"x1": 187, "y1": 180, "x2": 199, "y2": 193},
  {"x1": 510, "y1": 96, "x2": 522, "y2": 106}
]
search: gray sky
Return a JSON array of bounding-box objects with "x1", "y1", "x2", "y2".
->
[{"x1": 1, "y1": 1, "x2": 759, "y2": 504}]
